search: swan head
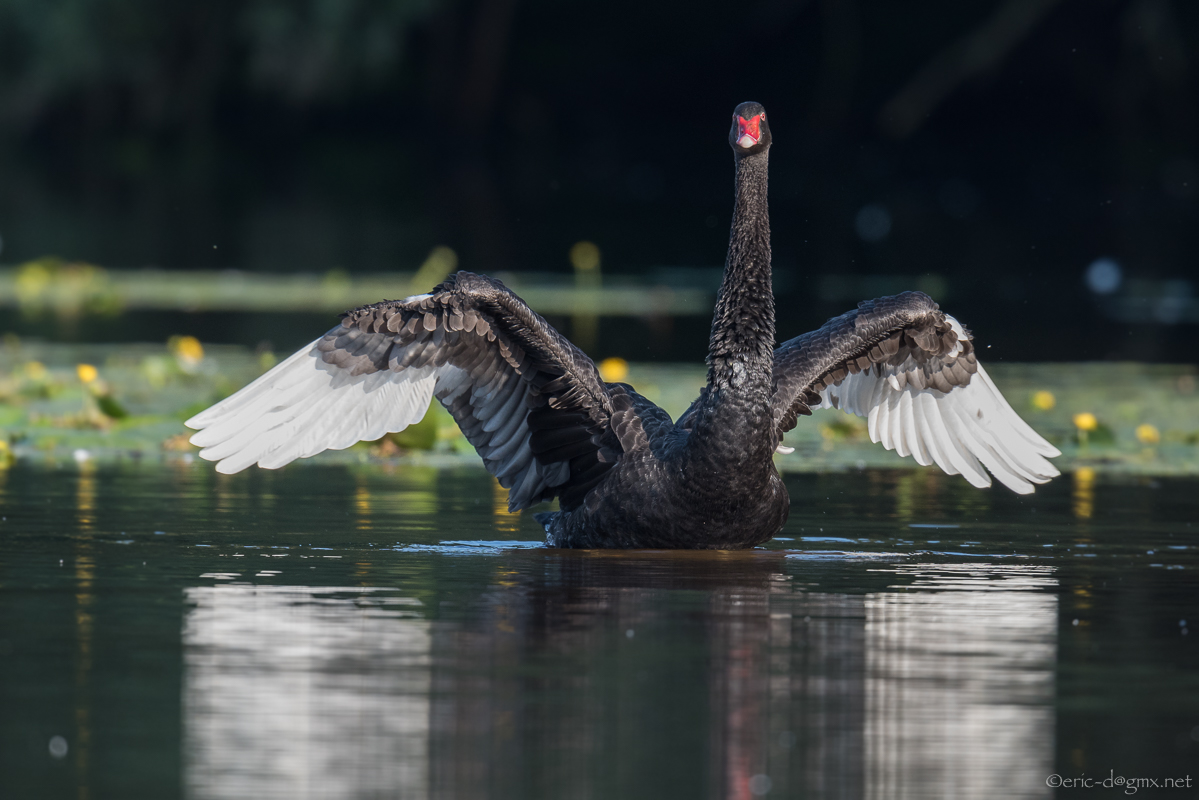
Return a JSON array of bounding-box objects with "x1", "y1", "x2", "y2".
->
[{"x1": 730, "y1": 102, "x2": 772, "y2": 155}]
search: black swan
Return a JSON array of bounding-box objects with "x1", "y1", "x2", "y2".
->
[{"x1": 186, "y1": 101, "x2": 1059, "y2": 549}]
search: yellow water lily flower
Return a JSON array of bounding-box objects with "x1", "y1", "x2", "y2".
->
[
  {"x1": 1073, "y1": 412, "x2": 1098, "y2": 432},
  {"x1": 76, "y1": 364, "x2": 98, "y2": 384},
  {"x1": 1031, "y1": 390, "x2": 1055, "y2": 411},
  {"x1": 599, "y1": 357, "x2": 629, "y2": 382},
  {"x1": 1135, "y1": 424, "x2": 1160, "y2": 445},
  {"x1": 170, "y1": 335, "x2": 205, "y2": 364}
]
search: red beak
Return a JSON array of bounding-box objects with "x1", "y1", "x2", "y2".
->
[{"x1": 736, "y1": 114, "x2": 763, "y2": 148}]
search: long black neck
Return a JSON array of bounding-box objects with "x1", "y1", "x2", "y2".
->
[
  {"x1": 706, "y1": 149, "x2": 774, "y2": 390},
  {"x1": 685, "y1": 147, "x2": 777, "y2": 477}
]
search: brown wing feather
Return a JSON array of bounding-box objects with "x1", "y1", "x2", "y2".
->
[
  {"x1": 322, "y1": 272, "x2": 621, "y2": 511},
  {"x1": 771, "y1": 292, "x2": 1059, "y2": 494},
  {"x1": 771, "y1": 292, "x2": 969, "y2": 434}
]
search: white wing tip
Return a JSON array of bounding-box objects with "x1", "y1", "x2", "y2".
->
[
  {"x1": 184, "y1": 409, "x2": 217, "y2": 429},
  {"x1": 196, "y1": 448, "x2": 246, "y2": 474},
  {"x1": 963, "y1": 471, "x2": 992, "y2": 490}
]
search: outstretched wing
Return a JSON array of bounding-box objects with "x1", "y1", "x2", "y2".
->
[
  {"x1": 186, "y1": 271, "x2": 623, "y2": 511},
  {"x1": 771, "y1": 292, "x2": 1060, "y2": 494}
]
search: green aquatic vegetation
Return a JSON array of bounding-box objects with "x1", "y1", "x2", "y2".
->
[
  {"x1": 386, "y1": 407, "x2": 440, "y2": 451},
  {"x1": 1072, "y1": 413, "x2": 1116, "y2": 447},
  {"x1": 818, "y1": 418, "x2": 869, "y2": 442},
  {"x1": 0, "y1": 341, "x2": 1196, "y2": 475},
  {"x1": 94, "y1": 393, "x2": 129, "y2": 420},
  {"x1": 0, "y1": 257, "x2": 710, "y2": 316},
  {"x1": 0, "y1": 405, "x2": 23, "y2": 427},
  {"x1": 11, "y1": 257, "x2": 123, "y2": 318}
]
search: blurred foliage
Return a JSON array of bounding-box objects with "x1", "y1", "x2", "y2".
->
[
  {"x1": 0, "y1": 342, "x2": 1197, "y2": 476},
  {"x1": 409, "y1": 245, "x2": 457, "y2": 291},
  {"x1": 0, "y1": 0, "x2": 1196, "y2": 365},
  {"x1": 94, "y1": 391, "x2": 129, "y2": 420},
  {"x1": 818, "y1": 417, "x2": 869, "y2": 443},
  {"x1": 0, "y1": 0, "x2": 437, "y2": 131},
  {"x1": 11, "y1": 257, "x2": 121, "y2": 318},
  {"x1": 0, "y1": 255, "x2": 711, "y2": 321},
  {"x1": 0, "y1": 338, "x2": 473, "y2": 463}
]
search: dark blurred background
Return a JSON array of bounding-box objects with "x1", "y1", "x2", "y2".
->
[{"x1": 0, "y1": 0, "x2": 1196, "y2": 362}]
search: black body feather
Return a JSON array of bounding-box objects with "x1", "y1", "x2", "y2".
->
[
  {"x1": 316, "y1": 105, "x2": 966, "y2": 548},
  {"x1": 190, "y1": 102, "x2": 1047, "y2": 548}
]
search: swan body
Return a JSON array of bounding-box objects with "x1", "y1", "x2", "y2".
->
[{"x1": 186, "y1": 102, "x2": 1059, "y2": 549}]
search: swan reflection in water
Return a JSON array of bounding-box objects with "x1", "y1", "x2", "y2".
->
[
  {"x1": 182, "y1": 558, "x2": 1056, "y2": 800},
  {"x1": 183, "y1": 586, "x2": 431, "y2": 799}
]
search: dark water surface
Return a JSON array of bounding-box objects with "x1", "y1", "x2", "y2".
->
[{"x1": 1, "y1": 463, "x2": 1196, "y2": 799}]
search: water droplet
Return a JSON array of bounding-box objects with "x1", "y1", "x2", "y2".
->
[
  {"x1": 1085, "y1": 258, "x2": 1122, "y2": 294},
  {"x1": 48, "y1": 736, "x2": 68, "y2": 759},
  {"x1": 749, "y1": 774, "x2": 773, "y2": 795}
]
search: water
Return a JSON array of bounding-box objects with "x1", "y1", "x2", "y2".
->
[{"x1": 0, "y1": 463, "x2": 1196, "y2": 799}]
